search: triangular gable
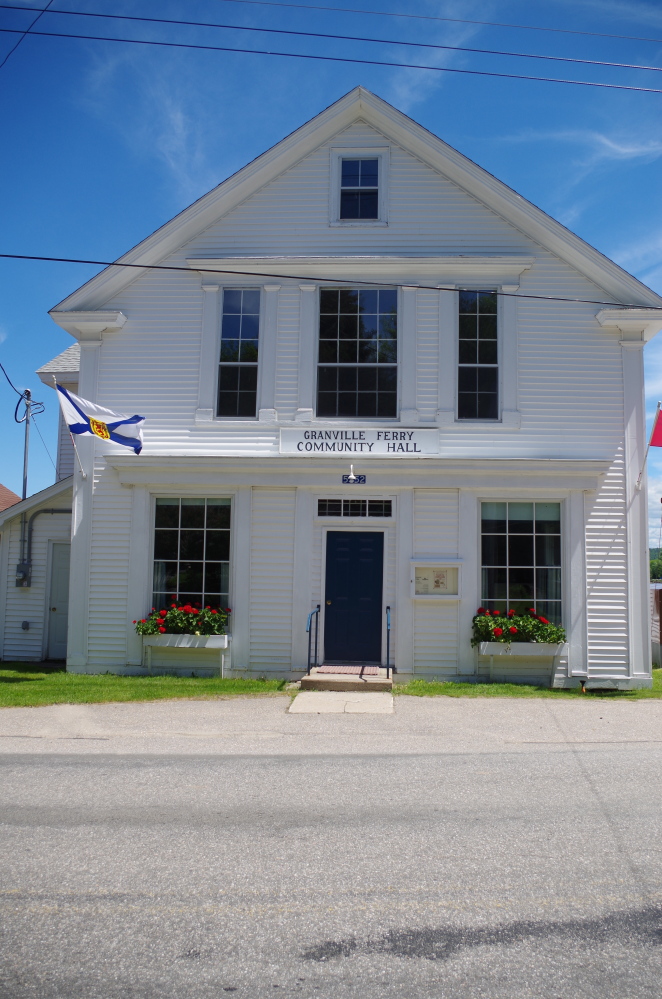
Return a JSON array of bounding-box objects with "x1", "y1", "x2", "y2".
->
[{"x1": 52, "y1": 87, "x2": 662, "y2": 314}]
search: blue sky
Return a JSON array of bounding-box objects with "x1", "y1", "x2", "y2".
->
[{"x1": 1, "y1": 0, "x2": 662, "y2": 537}]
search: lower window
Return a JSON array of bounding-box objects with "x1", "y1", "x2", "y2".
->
[
  {"x1": 481, "y1": 501, "x2": 561, "y2": 622},
  {"x1": 152, "y1": 498, "x2": 230, "y2": 610}
]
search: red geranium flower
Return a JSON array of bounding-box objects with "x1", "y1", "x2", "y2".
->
[
  {"x1": 159, "y1": 609, "x2": 167, "y2": 617},
  {"x1": 493, "y1": 627, "x2": 503, "y2": 637},
  {"x1": 509, "y1": 626, "x2": 517, "y2": 634},
  {"x1": 140, "y1": 619, "x2": 146, "y2": 624},
  {"x1": 477, "y1": 607, "x2": 486, "y2": 615},
  {"x1": 226, "y1": 608, "x2": 231, "y2": 613},
  {"x1": 538, "y1": 616, "x2": 550, "y2": 625},
  {"x1": 494, "y1": 611, "x2": 502, "y2": 617},
  {"x1": 158, "y1": 626, "x2": 166, "y2": 634},
  {"x1": 507, "y1": 609, "x2": 515, "y2": 617},
  {"x1": 132, "y1": 620, "x2": 136, "y2": 624},
  {"x1": 529, "y1": 608, "x2": 536, "y2": 614},
  {"x1": 211, "y1": 609, "x2": 218, "y2": 615}
]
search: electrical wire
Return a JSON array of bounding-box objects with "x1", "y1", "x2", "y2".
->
[
  {"x1": 31, "y1": 413, "x2": 57, "y2": 471},
  {"x1": 1, "y1": 26, "x2": 662, "y2": 94},
  {"x1": 204, "y1": 0, "x2": 662, "y2": 46},
  {"x1": 1, "y1": 251, "x2": 661, "y2": 311},
  {"x1": 0, "y1": 0, "x2": 53, "y2": 70},
  {"x1": 3, "y1": 4, "x2": 662, "y2": 75},
  {"x1": 0, "y1": 359, "x2": 23, "y2": 396}
]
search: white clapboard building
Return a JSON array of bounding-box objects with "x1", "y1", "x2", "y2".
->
[{"x1": 2, "y1": 87, "x2": 662, "y2": 687}]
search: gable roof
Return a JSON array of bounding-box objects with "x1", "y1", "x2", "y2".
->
[
  {"x1": 51, "y1": 86, "x2": 662, "y2": 314},
  {"x1": 36, "y1": 344, "x2": 80, "y2": 387},
  {"x1": 0, "y1": 483, "x2": 20, "y2": 513},
  {"x1": 0, "y1": 476, "x2": 72, "y2": 529}
]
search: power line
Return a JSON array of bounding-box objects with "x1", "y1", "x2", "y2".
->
[
  {"x1": 32, "y1": 413, "x2": 57, "y2": 471},
  {"x1": 0, "y1": 360, "x2": 24, "y2": 396},
  {"x1": 1, "y1": 251, "x2": 660, "y2": 312},
  {"x1": 3, "y1": 4, "x2": 662, "y2": 75},
  {"x1": 0, "y1": 0, "x2": 53, "y2": 71},
  {"x1": 207, "y1": 0, "x2": 662, "y2": 46},
  {"x1": 2, "y1": 26, "x2": 662, "y2": 94}
]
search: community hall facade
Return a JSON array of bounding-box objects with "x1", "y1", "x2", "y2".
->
[{"x1": 1, "y1": 87, "x2": 661, "y2": 687}]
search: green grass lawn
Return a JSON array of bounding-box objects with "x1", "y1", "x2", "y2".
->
[
  {"x1": 0, "y1": 664, "x2": 287, "y2": 708},
  {"x1": 1, "y1": 663, "x2": 660, "y2": 708},
  {"x1": 395, "y1": 669, "x2": 662, "y2": 699}
]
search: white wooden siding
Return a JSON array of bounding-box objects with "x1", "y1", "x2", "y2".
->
[
  {"x1": 86, "y1": 462, "x2": 133, "y2": 668},
  {"x1": 249, "y1": 488, "x2": 296, "y2": 670},
  {"x1": 413, "y1": 489, "x2": 459, "y2": 555},
  {"x1": 273, "y1": 286, "x2": 301, "y2": 419},
  {"x1": 415, "y1": 289, "x2": 440, "y2": 421},
  {"x1": 56, "y1": 409, "x2": 75, "y2": 480},
  {"x1": 1, "y1": 493, "x2": 72, "y2": 661},
  {"x1": 412, "y1": 489, "x2": 460, "y2": 672}
]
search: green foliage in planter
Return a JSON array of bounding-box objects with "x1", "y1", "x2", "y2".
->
[
  {"x1": 134, "y1": 603, "x2": 229, "y2": 636},
  {"x1": 471, "y1": 607, "x2": 566, "y2": 647}
]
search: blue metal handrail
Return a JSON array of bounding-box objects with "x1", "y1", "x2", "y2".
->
[
  {"x1": 385, "y1": 605, "x2": 391, "y2": 679},
  {"x1": 306, "y1": 604, "x2": 320, "y2": 674}
]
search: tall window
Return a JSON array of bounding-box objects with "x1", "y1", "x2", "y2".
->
[
  {"x1": 217, "y1": 288, "x2": 260, "y2": 417},
  {"x1": 317, "y1": 288, "x2": 397, "y2": 418},
  {"x1": 340, "y1": 158, "x2": 378, "y2": 219},
  {"x1": 153, "y1": 498, "x2": 230, "y2": 610},
  {"x1": 481, "y1": 502, "x2": 562, "y2": 623},
  {"x1": 458, "y1": 289, "x2": 498, "y2": 420}
]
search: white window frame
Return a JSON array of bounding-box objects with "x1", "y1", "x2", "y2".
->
[
  {"x1": 437, "y1": 285, "x2": 520, "y2": 428},
  {"x1": 329, "y1": 146, "x2": 390, "y2": 227},
  {"x1": 195, "y1": 283, "x2": 265, "y2": 423}
]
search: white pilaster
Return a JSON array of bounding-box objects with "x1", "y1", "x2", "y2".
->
[
  {"x1": 125, "y1": 486, "x2": 151, "y2": 665},
  {"x1": 295, "y1": 284, "x2": 317, "y2": 422},
  {"x1": 621, "y1": 339, "x2": 650, "y2": 677},
  {"x1": 230, "y1": 486, "x2": 252, "y2": 670},
  {"x1": 196, "y1": 283, "x2": 220, "y2": 422},
  {"x1": 566, "y1": 490, "x2": 588, "y2": 678},
  {"x1": 399, "y1": 287, "x2": 418, "y2": 423},
  {"x1": 290, "y1": 489, "x2": 314, "y2": 669},
  {"x1": 66, "y1": 338, "x2": 101, "y2": 669},
  {"x1": 457, "y1": 490, "x2": 479, "y2": 674},
  {"x1": 258, "y1": 284, "x2": 281, "y2": 421},
  {"x1": 500, "y1": 284, "x2": 521, "y2": 427},
  {"x1": 437, "y1": 287, "x2": 456, "y2": 424},
  {"x1": 395, "y1": 489, "x2": 414, "y2": 676}
]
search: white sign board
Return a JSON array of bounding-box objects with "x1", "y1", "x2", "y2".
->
[{"x1": 280, "y1": 428, "x2": 439, "y2": 455}]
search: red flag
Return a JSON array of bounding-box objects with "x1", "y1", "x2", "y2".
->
[{"x1": 651, "y1": 406, "x2": 662, "y2": 447}]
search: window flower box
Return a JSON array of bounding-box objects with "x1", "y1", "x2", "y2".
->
[
  {"x1": 141, "y1": 634, "x2": 231, "y2": 675},
  {"x1": 478, "y1": 642, "x2": 568, "y2": 657}
]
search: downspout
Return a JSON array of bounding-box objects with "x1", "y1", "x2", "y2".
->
[{"x1": 15, "y1": 509, "x2": 72, "y2": 587}]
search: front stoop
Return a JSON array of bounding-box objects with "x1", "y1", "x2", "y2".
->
[{"x1": 300, "y1": 667, "x2": 393, "y2": 692}]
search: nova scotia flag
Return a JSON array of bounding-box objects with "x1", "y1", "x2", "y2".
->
[{"x1": 56, "y1": 384, "x2": 144, "y2": 454}]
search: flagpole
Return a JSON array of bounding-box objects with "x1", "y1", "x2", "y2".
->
[
  {"x1": 636, "y1": 400, "x2": 661, "y2": 491},
  {"x1": 52, "y1": 376, "x2": 87, "y2": 480}
]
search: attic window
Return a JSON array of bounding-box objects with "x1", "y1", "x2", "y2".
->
[{"x1": 340, "y1": 159, "x2": 378, "y2": 219}]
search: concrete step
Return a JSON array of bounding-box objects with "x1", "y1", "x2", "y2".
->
[{"x1": 300, "y1": 667, "x2": 393, "y2": 692}]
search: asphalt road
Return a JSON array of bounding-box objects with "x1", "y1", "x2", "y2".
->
[{"x1": 0, "y1": 696, "x2": 661, "y2": 998}]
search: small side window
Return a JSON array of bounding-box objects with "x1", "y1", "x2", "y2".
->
[
  {"x1": 340, "y1": 158, "x2": 379, "y2": 220},
  {"x1": 217, "y1": 288, "x2": 260, "y2": 418}
]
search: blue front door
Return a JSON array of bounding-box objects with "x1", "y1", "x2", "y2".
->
[{"x1": 324, "y1": 531, "x2": 384, "y2": 663}]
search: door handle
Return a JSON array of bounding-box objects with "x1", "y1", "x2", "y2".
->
[
  {"x1": 326, "y1": 600, "x2": 332, "y2": 605},
  {"x1": 51, "y1": 607, "x2": 57, "y2": 612}
]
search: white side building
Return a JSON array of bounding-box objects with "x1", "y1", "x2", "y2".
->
[{"x1": 2, "y1": 87, "x2": 661, "y2": 687}]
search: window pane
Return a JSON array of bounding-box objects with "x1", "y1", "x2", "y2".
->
[
  {"x1": 535, "y1": 503, "x2": 561, "y2": 534},
  {"x1": 478, "y1": 291, "x2": 497, "y2": 314},
  {"x1": 359, "y1": 290, "x2": 378, "y2": 313},
  {"x1": 206, "y1": 531, "x2": 230, "y2": 561},
  {"x1": 154, "y1": 530, "x2": 178, "y2": 560},
  {"x1": 339, "y1": 290, "x2": 359, "y2": 313},
  {"x1": 482, "y1": 534, "x2": 507, "y2": 566},
  {"x1": 155, "y1": 498, "x2": 179, "y2": 528},
  {"x1": 153, "y1": 561, "x2": 178, "y2": 592},
  {"x1": 221, "y1": 314, "x2": 241, "y2": 338},
  {"x1": 181, "y1": 499, "x2": 205, "y2": 528},
  {"x1": 220, "y1": 340, "x2": 240, "y2": 362},
  {"x1": 359, "y1": 159, "x2": 378, "y2": 186},
  {"x1": 459, "y1": 290, "x2": 477, "y2": 313},
  {"x1": 536, "y1": 568, "x2": 561, "y2": 600},
  {"x1": 179, "y1": 562, "x2": 203, "y2": 592},
  {"x1": 509, "y1": 568, "x2": 534, "y2": 599},
  {"x1": 320, "y1": 289, "x2": 338, "y2": 313},
  {"x1": 180, "y1": 530, "x2": 204, "y2": 559},
  {"x1": 459, "y1": 340, "x2": 477, "y2": 364},
  {"x1": 481, "y1": 502, "x2": 507, "y2": 533},
  {"x1": 206, "y1": 500, "x2": 231, "y2": 529},
  {"x1": 223, "y1": 289, "x2": 242, "y2": 314},
  {"x1": 341, "y1": 159, "x2": 361, "y2": 186},
  {"x1": 379, "y1": 289, "x2": 397, "y2": 313},
  {"x1": 509, "y1": 534, "x2": 534, "y2": 566},
  {"x1": 482, "y1": 567, "x2": 507, "y2": 600},
  {"x1": 536, "y1": 535, "x2": 561, "y2": 567},
  {"x1": 242, "y1": 289, "x2": 260, "y2": 314},
  {"x1": 508, "y1": 503, "x2": 534, "y2": 532},
  {"x1": 358, "y1": 192, "x2": 378, "y2": 219},
  {"x1": 340, "y1": 192, "x2": 360, "y2": 218},
  {"x1": 535, "y1": 601, "x2": 562, "y2": 625}
]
